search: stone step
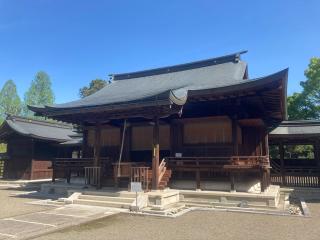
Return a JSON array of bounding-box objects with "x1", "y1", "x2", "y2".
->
[
  {"x1": 142, "y1": 203, "x2": 186, "y2": 215},
  {"x1": 182, "y1": 197, "x2": 277, "y2": 209},
  {"x1": 79, "y1": 194, "x2": 135, "y2": 203},
  {"x1": 81, "y1": 190, "x2": 137, "y2": 198},
  {"x1": 73, "y1": 198, "x2": 132, "y2": 209}
]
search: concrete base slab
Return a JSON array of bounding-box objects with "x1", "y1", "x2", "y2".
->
[
  {"x1": 282, "y1": 187, "x2": 320, "y2": 200},
  {"x1": 147, "y1": 189, "x2": 180, "y2": 210},
  {"x1": 179, "y1": 185, "x2": 281, "y2": 208},
  {"x1": 0, "y1": 204, "x2": 118, "y2": 240},
  {"x1": 40, "y1": 182, "x2": 91, "y2": 196},
  {"x1": 170, "y1": 179, "x2": 262, "y2": 193}
]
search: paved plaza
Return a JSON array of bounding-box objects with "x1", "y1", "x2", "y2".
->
[
  {"x1": 0, "y1": 187, "x2": 119, "y2": 240},
  {"x1": 0, "y1": 187, "x2": 320, "y2": 240},
  {"x1": 0, "y1": 203, "x2": 117, "y2": 240},
  {"x1": 35, "y1": 201, "x2": 320, "y2": 240}
]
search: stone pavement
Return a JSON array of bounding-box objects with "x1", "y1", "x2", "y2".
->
[{"x1": 0, "y1": 204, "x2": 119, "y2": 240}]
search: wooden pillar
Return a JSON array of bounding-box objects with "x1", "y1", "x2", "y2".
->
[
  {"x1": 263, "y1": 131, "x2": 271, "y2": 188},
  {"x1": 30, "y1": 139, "x2": 34, "y2": 180},
  {"x1": 122, "y1": 125, "x2": 131, "y2": 162},
  {"x1": 260, "y1": 168, "x2": 266, "y2": 192},
  {"x1": 279, "y1": 142, "x2": 286, "y2": 185},
  {"x1": 264, "y1": 133, "x2": 269, "y2": 157},
  {"x1": 93, "y1": 123, "x2": 101, "y2": 167},
  {"x1": 152, "y1": 116, "x2": 160, "y2": 190},
  {"x1": 231, "y1": 117, "x2": 238, "y2": 192},
  {"x1": 230, "y1": 172, "x2": 235, "y2": 191},
  {"x1": 66, "y1": 169, "x2": 71, "y2": 184},
  {"x1": 52, "y1": 165, "x2": 56, "y2": 183},
  {"x1": 260, "y1": 130, "x2": 268, "y2": 193},
  {"x1": 232, "y1": 118, "x2": 239, "y2": 156},
  {"x1": 170, "y1": 122, "x2": 176, "y2": 156},
  {"x1": 314, "y1": 140, "x2": 320, "y2": 187},
  {"x1": 82, "y1": 128, "x2": 89, "y2": 158},
  {"x1": 196, "y1": 159, "x2": 201, "y2": 189},
  {"x1": 314, "y1": 140, "x2": 320, "y2": 165}
]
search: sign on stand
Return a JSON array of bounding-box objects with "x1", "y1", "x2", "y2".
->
[
  {"x1": 130, "y1": 182, "x2": 142, "y2": 212},
  {"x1": 131, "y1": 182, "x2": 142, "y2": 192}
]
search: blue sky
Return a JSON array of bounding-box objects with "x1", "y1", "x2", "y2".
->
[{"x1": 0, "y1": 0, "x2": 319, "y2": 103}]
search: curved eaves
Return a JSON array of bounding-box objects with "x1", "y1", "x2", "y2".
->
[
  {"x1": 188, "y1": 68, "x2": 288, "y2": 97},
  {"x1": 4, "y1": 120, "x2": 71, "y2": 143}
]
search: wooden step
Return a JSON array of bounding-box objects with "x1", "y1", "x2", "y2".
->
[{"x1": 146, "y1": 168, "x2": 172, "y2": 190}]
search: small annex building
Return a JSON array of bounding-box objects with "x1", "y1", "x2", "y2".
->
[
  {"x1": 0, "y1": 115, "x2": 81, "y2": 180},
  {"x1": 269, "y1": 120, "x2": 320, "y2": 187}
]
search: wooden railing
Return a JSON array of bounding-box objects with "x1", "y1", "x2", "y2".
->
[
  {"x1": 84, "y1": 167, "x2": 101, "y2": 187},
  {"x1": 51, "y1": 157, "x2": 109, "y2": 184},
  {"x1": 112, "y1": 162, "x2": 150, "y2": 189},
  {"x1": 53, "y1": 158, "x2": 105, "y2": 168},
  {"x1": 166, "y1": 156, "x2": 269, "y2": 171},
  {"x1": 270, "y1": 159, "x2": 320, "y2": 187},
  {"x1": 231, "y1": 156, "x2": 269, "y2": 167},
  {"x1": 112, "y1": 162, "x2": 148, "y2": 178},
  {"x1": 0, "y1": 155, "x2": 6, "y2": 178},
  {"x1": 0, "y1": 153, "x2": 8, "y2": 160},
  {"x1": 158, "y1": 158, "x2": 167, "y2": 184},
  {"x1": 131, "y1": 166, "x2": 150, "y2": 190}
]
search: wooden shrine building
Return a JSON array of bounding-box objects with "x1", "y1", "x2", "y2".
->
[
  {"x1": 29, "y1": 51, "x2": 288, "y2": 192},
  {"x1": 0, "y1": 115, "x2": 81, "y2": 180},
  {"x1": 269, "y1": 120, "x2": 320, "y2": 187}
]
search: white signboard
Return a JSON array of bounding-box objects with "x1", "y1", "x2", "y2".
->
[{"x1": 131, "y1": 182, "x2": 142, "y2": 192}]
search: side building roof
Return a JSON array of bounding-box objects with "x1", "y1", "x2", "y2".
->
[
  {"x1": 270, "y1": 120, "x2": 320, "y2": 139},
  {"x1": 0, "y1": 115, "x2": 80, "y2": 143}
]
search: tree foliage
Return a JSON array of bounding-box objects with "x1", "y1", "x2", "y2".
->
[
  {"x1": 0, "y1": 80, "x2": 21, "y2": 122},
  {"x1": 288, "y1": 57, "x2": 320, "y2": 120},
  {"x1": 0, "y1": 144, "x2": 6, "y2": 153},
  {"x1": 286, "y1": 58, "x2": 320, "y2": 158},
  {"x1": 23, "y1": 71, "x2": 55, "y2": 116},
  {"x1": 79, "y1": 79, "x2": 107, "y2": 98}
]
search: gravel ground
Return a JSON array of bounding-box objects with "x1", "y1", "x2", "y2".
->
[
  {"x1": 1, "y1": 186, "x2": 320, "y2": 240},
  {"x1": 34, "y1": 201, "x2": 320, "y2": 240},
  {"x1": 0, "y1": 187, "x2": 52, "y2": 218}
]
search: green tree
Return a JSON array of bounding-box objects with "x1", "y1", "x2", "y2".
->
[
  {"x1": 79, "y1": 79, "x2": 107, "y2": 98},
  {"x1": 288, "y1": 57, "x2": 320, "y2": 120},
  {"x1": 0, "y1": 144, "x2": 6, "y2": 153},
  {"x1": 286, "y1": 58, "x2": 320, "y2": 158},
  {"x1": 24, "y1": 71, "x2": 55, "y2": 116},
  {"x1": 0, "y1": 80, "x2": 22, "y2": 122}
]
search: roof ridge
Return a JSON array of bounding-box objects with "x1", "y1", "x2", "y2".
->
[
  {"x1": 6, "y1": 115, "x2": 73, "y2": 129},
  {"x1": 110, "y1": 50, "x2": 248, "y2": 81}
]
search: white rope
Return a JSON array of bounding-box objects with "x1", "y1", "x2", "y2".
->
[{"x1": 117, "y1": 119, "x2": 127, "y2": 177}]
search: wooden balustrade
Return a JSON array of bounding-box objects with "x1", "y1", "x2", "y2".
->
[
  {"x1": 52, "y1": 157, "x2": 109, "y2": 168},
  {"x1": 84, "y1": 167, "x2": 101, "y2": 187},
  {"x1": 131, "y1": 166, "x2": 150, "y2": 190},
  {"x1": 51, "y1": 157, "x2": 109, "y2": 184},
  {"x1": 166, "y1": 156, "x2": 269, "y2": 171},
  {"x1": 112, "y1": 162, "x2": 149, "y2": 188},
  {"x1": 158, "y1": 158, "x2": 166, "y2": 184},
  {"x1": 270, "y1": 159, "x2": 320, "y2": 187}
]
